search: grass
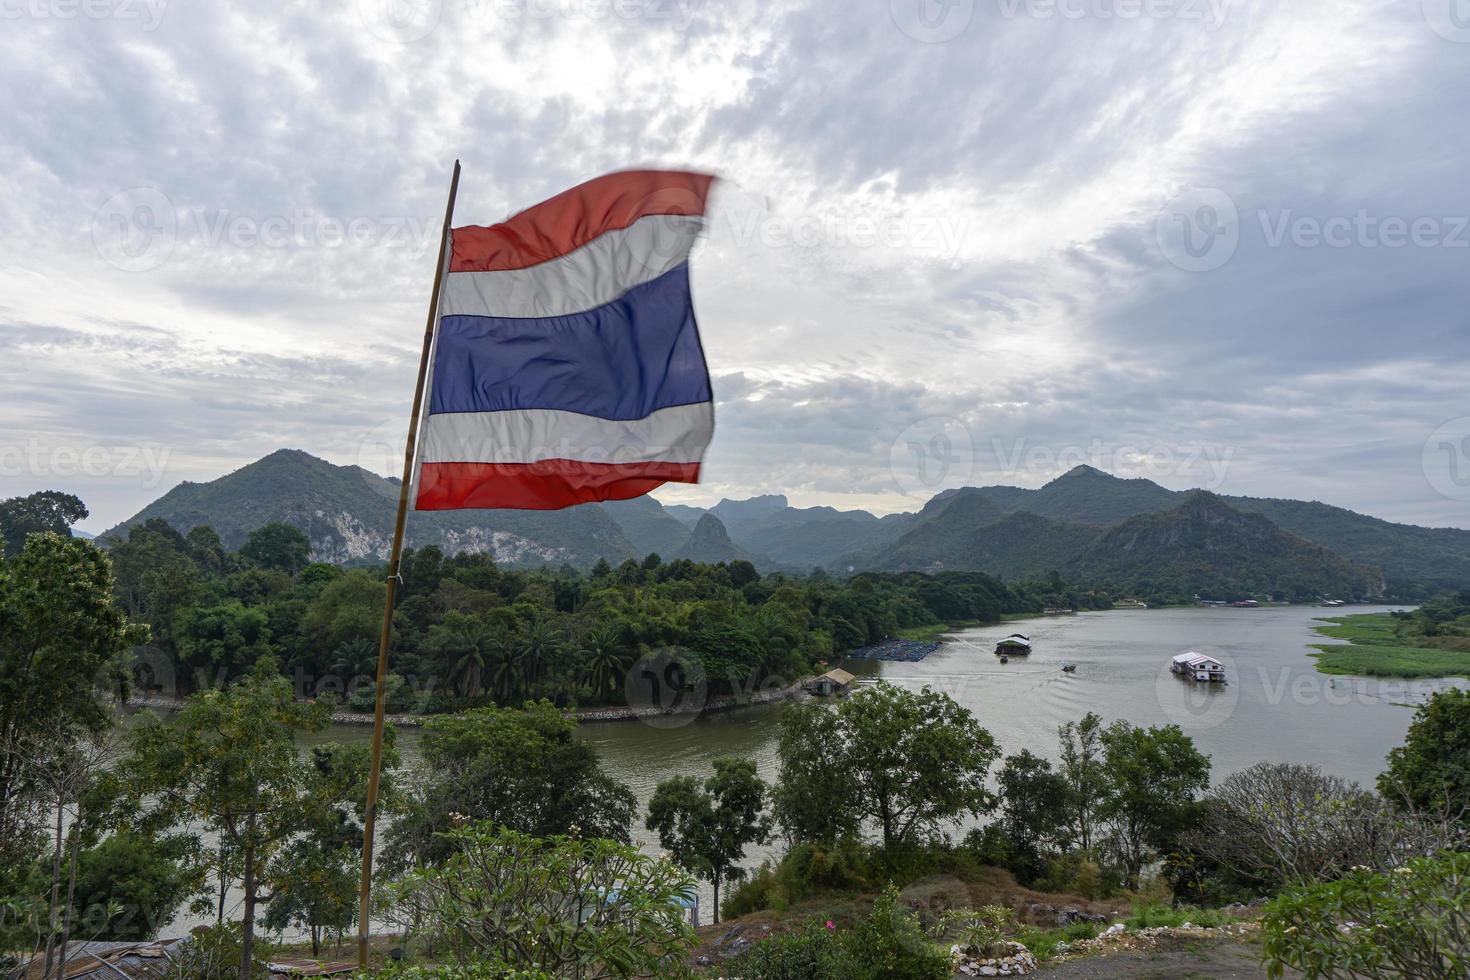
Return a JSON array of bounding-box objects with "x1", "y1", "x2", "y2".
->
[
  {"x1": 1308, "y1": 613, "x2": 1470, "y2": 679},
  {"x1": 1012, "y1": 921, "x2": 1102, "y2": 961},
  {"x1": 896, "y1": 620, "x2": 980, "y2": 640},
  {"x1": 1125, "y1": 903, "x2": 1230, "y2": 929}
]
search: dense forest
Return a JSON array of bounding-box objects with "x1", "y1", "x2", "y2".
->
[{"x1": 101, "y1": 510, "x2": 1113, "y2": 713}]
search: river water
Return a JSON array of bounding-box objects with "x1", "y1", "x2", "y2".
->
[{"x1": 177, "y1": 604, "x2": 1468, "y2": 936}]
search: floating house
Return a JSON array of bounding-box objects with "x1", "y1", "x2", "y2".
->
[
  {"x1": 807, "y1": 668, "x2": 855, "y2": 697},
  {"x1": 994, "y1": 633, "x2": 1032, "y2": 656},
  {"x1": 1171, "y1": 652, "x2": 1226, "y2": 682}
]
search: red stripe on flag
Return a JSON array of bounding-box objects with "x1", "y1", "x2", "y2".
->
[
  {"x1": 415, "y1": 459, "x2": 700, "y2": 511},
  {"x1": 450, "y1": 170, "x2": 715, "y2": 273}
]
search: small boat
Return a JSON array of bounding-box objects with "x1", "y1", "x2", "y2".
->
[
  {"x1": 1061, "y1": 663, "x2": 1077, "y2": 673},
  {"x1": 1000, "y1": 655, "x2": 1009, "y2": 664},
  {"x1": 995, "y1": 633, "x2": 1032, "y2": 656}
]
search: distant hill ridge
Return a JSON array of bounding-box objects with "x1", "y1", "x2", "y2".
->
[{"x1": 103, "y1": 452, "x2": 1470, "y2": 595}]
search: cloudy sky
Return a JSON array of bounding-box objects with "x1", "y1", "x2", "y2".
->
[{"x1": 3, "y1": 0, "x2": 1469, "y2": 534}]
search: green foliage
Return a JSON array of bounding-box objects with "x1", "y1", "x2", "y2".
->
[
  {"x1": 1311, "y1": 610, "x2": 1470, "y2": 679},
  {"x1": 1125, "y1": 902, "x2": 1228, "y2": 929},
  {"x1": 772, "y1": 700, "x2": 858, "y2": 845},
  {"x1": 384, "y1": 701, "x2": 635, "y2": 871},
  {"x1": 1098, "y1": 719, "x2": 1211, "y2": 889},
  {"x1": 722, "y1": 839, "x2": 872, "y2": 918},
  {"x1": 646, "y1": 757, "x2": 771, "y2": 924},
  {"x1": 731, "y1": 887, "x2": 950, "y2": 980},
  {"x1": 70, "y1": 831, "x2": 198, "y2": 941},
  {"x1": 729, "y1": 922, "x2": 845, "y2": 979},
  {"x1": 1261, "y1": 851, "x2": 1470, "y2": 979},
  {"x1": 1380, "y1": 687, "x2": 1470, "y2": 820},
  {"x1": 362, "y1": 965, "x2": 553, "y2": 979},
  {"x1": 777, "y1": 684, "x2": 999, "y2": 849},
  {"x1": 239, "y1": 522, "x2": 312, "y2": 575},
  {"x1": 161, "y1": 922, "x2": 276, "y2": 980},
  {"x1": 930, "y1": 904, "x2": 1014, "y2": 956},
  {"x1": 126, "y1": 661, "x2": 373, "y2": 976},
  {"x1": 0, "y1": 533, "x2": 146, "y2": 869},
  {"x1": 1011, "y1": 921, "x2": 1102, "y2": 961},
  {"x1": 997, "y1": 749, "x2": 1070, "y2": 867},
  {"x1": 0, "y1": 490, "x2": 88, "y2": 556},
  {"x1": 387, "y1": 823, "x2": 696, "y2": 979}
]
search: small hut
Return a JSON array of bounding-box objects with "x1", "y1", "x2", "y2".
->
[{"x1": 807, "y1": 668, "x2": 855, "y2": 697}]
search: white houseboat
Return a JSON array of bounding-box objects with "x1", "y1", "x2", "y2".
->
[
  {"x1": 1171, "y1": 652, "x2": 1226, "y2": 682},
  {"x1": 995, "y1": 633, "x2": 1032, "y2": 656}
]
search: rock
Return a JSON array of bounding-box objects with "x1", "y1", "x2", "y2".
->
[
  {"x1": 1102, "y1": 923, "x2": 1126, "y2": 937},
  {"x1": 979, "y1": 968, "x2": 998, "y2": 977}
]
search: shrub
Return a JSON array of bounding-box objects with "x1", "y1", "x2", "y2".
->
[
  {"x1": 386, "y1": 823, "x2": 696, "y2": 978},
  {"x1": 1262, "y1": 851, "x2": 1470, "y2": 979},
  {"x1": 838, "y1": 885, "x2": 952, "y2": 980},
  {"x1": 1012, "y1": 921, "x2": 1101, "y2": 961},
  {"x1": 360, "y1": 966, "x2": 552, "y2": 979},
  {"x1": 1125, "y1": 903, "x2": 1228, "y2": 930},
  {"x1": 733, "y1": 887, "x2": 950, "y2": 980},
  {"x1": 730, "y1": 924, "x2": 844, "y2": 979},
  {"x1": 930, "y1": 905, "x2": 1014, "y2": 956},
  {"x1": 161, "y1": 924, "x2": 275, "y2": 980}
]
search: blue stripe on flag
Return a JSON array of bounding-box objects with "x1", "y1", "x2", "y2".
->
[{"x1": 429, "y1": 263, "x2": 712, "y2": 420}]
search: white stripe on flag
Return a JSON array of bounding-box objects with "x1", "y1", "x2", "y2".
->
[
  {"x1": 439, "y1": 214, "x2": 705, "y2": 319},
  {"x1": 419, "y1": 402, "x2": 714, "y2": 465}
]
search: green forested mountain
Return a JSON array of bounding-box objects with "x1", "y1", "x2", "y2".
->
[
  {"x1": 674, "y1": 513, "x2": 750, "y2": 564},
  {"x1": 103, "y1": 451, "x2": 1468, "y2": 595},
  {"x1": 1069, "y1": 491, "x2": 1384, "y2": 602},
  {"x1": 102, "y1": 449, "x2": 637, "y2": 567}
]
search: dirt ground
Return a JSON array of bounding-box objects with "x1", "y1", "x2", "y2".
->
[{"x1": 1036, "y1": 934, "x2": 1304, "y2": 979}]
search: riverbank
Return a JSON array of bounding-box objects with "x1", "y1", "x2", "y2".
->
[
  {"x1": 127, "y1": 674, "x2": 818, "y2": 728},
  {"x1": 1309, "y1": 612, "x2": 1470, "y2": 679}
]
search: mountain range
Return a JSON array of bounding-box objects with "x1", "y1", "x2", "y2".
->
[{"x1": 101, "y1": 450, "x2": 1470, "y2": 597}]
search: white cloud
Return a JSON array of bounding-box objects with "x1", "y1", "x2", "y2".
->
[{"x1": 0, "y1": 0, "x2": 1467, "y2": 533}]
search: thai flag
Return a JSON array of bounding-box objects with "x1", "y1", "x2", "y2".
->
[{"x1": 413, "y1": 170, "x2": 716, "y2": 511}]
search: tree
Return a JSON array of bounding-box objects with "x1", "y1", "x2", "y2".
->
[
  {"x1": 126, "y1": 661, "x2": 336, "y2": 980},
  {"x1": 384, "y1": 701, "x2": 635, "y2": 871},
  {"x1": 69, "y1": 831, "x2": 198, "y2": 941},
  {"x1": 837, "y1": 683, "x2": 999, "y2": 847},
  {"x1": 239, "y1": 522, "x2": 311, "y2": 576},
  {"x1": 1098, "y1": 720, "x2": 1211, "y2": 889},
  {"x1": 388, "y1": 824, "x2": 696, "y2": 978},
  {"x1": 0, "y1": 491, "x2": 88, "y2": 556},
  {"x1": 1195, "y1": 761, "x2": 1466, "y2": 891},
  {"x1": 0, "y1": 534, "x2": 144, "y2": 874},
  {"x1": 646, "y1": 756, "x2": 771, "y2": 924},
  {"x1": 1380, "y1": 687, "x2": 1470, "y2": 824},
  {"x1": 1057, "y1": 712, "x2": 1108, "y2": 854},
  {"x1": 996, "y1": 749, "x2": 1069, "y2": 859},
  {"x1": 1262, "y1": 852, "x2": 1470, "y2": 980},
  {"x1": 772, "y1": 700, "x2": 859, "y2": 845}
]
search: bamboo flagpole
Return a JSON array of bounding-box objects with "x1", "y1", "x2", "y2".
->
[{"x1": 357, "y1": 159, "x2": 461, "y2": 969}]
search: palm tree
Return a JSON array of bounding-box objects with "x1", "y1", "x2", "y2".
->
[
  {"x1": 581, "y1": 624, "x2": 632, "y2": 698},
  {"x1": 450, "y1": 621, "x2": 490, "y2": 698},
  {"x1": 517, "y1": 619, "x2": 562, "y2": 692},
  {"x1": 486, "y1": 632, "x2": 520, "y2": 704}
]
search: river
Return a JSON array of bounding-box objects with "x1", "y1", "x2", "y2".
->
[{"x1": 177, "y1": 603, "x2": 1468, "y2": 937}]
